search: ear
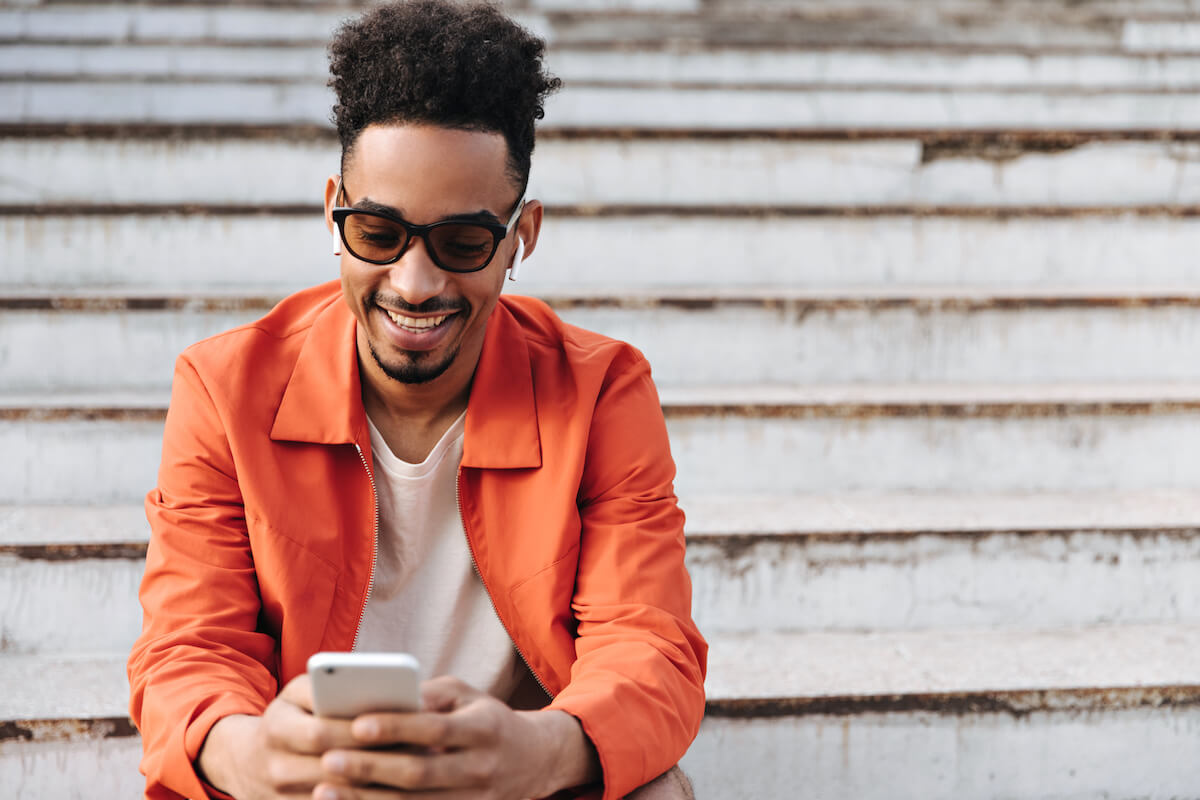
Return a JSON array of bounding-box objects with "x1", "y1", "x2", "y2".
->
[
  {"x1": 324, "y1": 174, "x2": 342, "y2": 255},
  {"x1": 514, "y1": 198, "x2": 543, "y2": 260}
]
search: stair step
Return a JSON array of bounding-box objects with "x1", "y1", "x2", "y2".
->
[
  {"x1": 6, "y1": 288, "x2": 1200, "y2": 392},
  {"x1": 0, "y1": 4, "x2": 1180, "y2": 50},
  {"x1": 7, "y1": 210, "x2": 1200, "y2": 292},
  {"x1": 9, "y1": 42, "x2": 1200, "y2": 88},
  {"x1": 4, "y1": 490, "x2": 1199, "y2": 654},
  {"x1": 4, "y1": 384, "x2": 1200, "y2": 502},
  {"x1": 5, "y1": 79, "x2": 1199, "y2": 129},
  {"x1": 682, "y1": 624, "x2": 1200, "y2": 798},
  {"x1": 688, "y1": 491, "x2": 1200, "y2": 633},
  {"x1": 6, "y1": 623, "x2": 1200, "y2": 798},
  {"x1": 8, "y1": 135, "x2": 1200, "y2": 208}
]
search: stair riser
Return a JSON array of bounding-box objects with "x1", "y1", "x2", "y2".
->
[
  {"x1": 0, "y1": 555, "x2": 143, "y2": 655},
  {"x1": 6, "y1": 213, "x2": 1200, "y2": 291},
  {"x1": 6, "y1": 302, "x2": 1200, "y2": 392},
  {"x1": 8, "y1": 138, "x2": 1200, "y2": 208},
  {"x1": 0, "y1": 6, "x2": 1143, "y2": 49},
  {"x1": 680, "y1": 706, "x2": 1200, "y2": 800},
  {"x1": 9, "y1": 44, "x2": 1200, "y2": 88},
  {"x1": 8, "y1": 80, "x2": 1200, "y2": 129},
  {"x1": 5, "y1": 529, "x2": 1199, "y2": 655},
  {"x1": 0, "y1": 737, "x2": 143, "y2": 800},
  {"x1": 5, "y1": 410, "x2": 1200, "y2": 503},
  {"x1": 690, "y1": 530, "x2": 1200, "y2": 634}
]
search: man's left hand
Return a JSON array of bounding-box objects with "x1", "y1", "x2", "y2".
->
[{"x1": 314, "y1": 675, "x2": 600, "y2": 800}]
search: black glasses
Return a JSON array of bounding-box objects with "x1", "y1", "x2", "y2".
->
[{"x1": 331, "y1": 177, "x2": 526, "y2": 273}]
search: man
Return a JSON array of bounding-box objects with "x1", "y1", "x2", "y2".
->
[{"x1": 126, "y1": 2, "x2": 707, "y2": 799}]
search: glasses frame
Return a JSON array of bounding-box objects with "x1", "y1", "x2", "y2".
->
[{"x1": 331, "y1": 177, "x2": 526, "y2": 273}]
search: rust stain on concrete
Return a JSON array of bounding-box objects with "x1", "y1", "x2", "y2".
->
[
  {"x1": 706, "y1": 685, "x2": 1200, "y2": 719},
  {"x1": 0, "y1": 407, "x2": 167, "y2": 422},
  {"x1": 0, "y1": 717, "x2": 138, "y2": 743},
  {"x1": 1, "y1": 542, "x2": 149, "y2": 561}
]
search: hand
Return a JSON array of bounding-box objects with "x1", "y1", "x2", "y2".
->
[
  {"x1": 315, "y1": 676, "x2": 601, "y2": 800},
  {"x1": 196, "y1": 674, "x2": 357, "y2": 800}
]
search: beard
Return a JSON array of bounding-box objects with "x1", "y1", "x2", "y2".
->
[
  {"x1": 367, "y1": 337, "x2": 461, "y2": 384},
  {"x1": 366, "y1": 290, "x2": 468, "y2": 384}
]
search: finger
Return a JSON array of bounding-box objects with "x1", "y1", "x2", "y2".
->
[
  {"x1": 351, "y1": 703, "x2": 496, "y2": 750},
  {"x1": 321, "y1": 747, "x2": 499, "y2": 791},
  {"x1": 313, "y1": 782, "x2": 476, "y2": 800},
  {"x1": 258, "y1": 750, "x2": 328, "y2": 794},
  {"x1": 279, "y1": 673, "x2": 314, "y2": 710},
  {"x1": 265, "y1": 694, "x2": 359, "y2": 754},
  {"x1": 419, "y1": 675, "x2": 482, "y2": 712}
]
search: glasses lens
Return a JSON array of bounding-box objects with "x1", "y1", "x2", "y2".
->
[
  {"x1": 341, "y1": 213, "x2": 407, "y2": 263},
  {"x1": 428, "y1": 224, "x2": 498, "y2": 272}
]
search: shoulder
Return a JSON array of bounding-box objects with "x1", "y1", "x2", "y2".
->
[
  {"x1": 174, "y1": 281, "x2": 347, "y2": 418},
  {"x1": 497, "y1": 294, "x2": 650, "y2": 385},
  {"x1": 179, "y1": 281, "x2": 342, "y2": 376}
]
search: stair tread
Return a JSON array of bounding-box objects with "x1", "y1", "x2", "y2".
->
[
  {"x1": 5, "y1": 488, "x2": 1200, "y2": 548},
  {"x1": 7, "y1": 622, "x2": 1200, "y2": 722}
]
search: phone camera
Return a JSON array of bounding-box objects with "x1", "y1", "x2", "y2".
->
[{"x1": 324, "y1": 666, "x2": 335, "y2": 674}]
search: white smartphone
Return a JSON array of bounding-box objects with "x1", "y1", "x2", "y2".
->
[{"x1": 307, "y1": 651, "x2": 421, "y2": 719}]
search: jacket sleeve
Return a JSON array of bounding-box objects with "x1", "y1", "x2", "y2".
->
[
  {"x1": 128, "y1": 354, "x2": 279, "y2": 800},
  {"x1": 548, "y1": 347, "x2": 708, "y2": 800}
]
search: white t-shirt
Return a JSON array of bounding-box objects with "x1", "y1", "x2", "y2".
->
[{"x1": 355, "y1": 411, "x2": 527, "y2": 700}]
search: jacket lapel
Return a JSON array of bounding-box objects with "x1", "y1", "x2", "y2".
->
[
  {"x1": 269, "y1": 294, "x2": 365, "y2": 446},
  {"x1": 462, "y1": 299, "x2": 542, "y2": 470}
]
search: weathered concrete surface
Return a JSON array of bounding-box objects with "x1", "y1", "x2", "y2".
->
[
  {"x1": 11, "y1": 43, "x2": 1200, "y2": 88},
  {"x1": 0, "y1": 737, "x2": 143, "y2": 800},
  {"x1": 6, "y1": 489, "x2": 1200, "y2": 653},
  {"x1": 0, "y1": 554, "x2": 144, "y2": 654},
  {"x1": 7, "y1": 386, "x2": 1200, "y2": 501},
  {"x1": 10, "y1": 136, "x2": 1200, "y2": 208},
  {"x1": 6, "y1": 79, "x2": 1200, "y2": 129},
  {"x1": 681, "y1": 706, "x2": 1200, "y2": 800},
  {"x1": 689, "y1": 527, "x2": 1200, "y2": 633},
  {"x1": 702, "y1": 625, "x2": 1200, "y2": 702},
  {"x1": 8, "y1": 212, "x2": 1200, "y2": 291},
  {"x1": 8, "y1": 291, "x2": 1200, "y2": 391},
  {"x1": 7, "y1": 519, "x2": 1200, "y2": 655}
]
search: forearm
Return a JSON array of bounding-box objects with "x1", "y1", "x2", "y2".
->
[
  {"x1": 518, "y1": 709, "x2": 602, "y2": 796},
  {"x1": 196, "y1": 713, "x2": 259, "y2": 797}
]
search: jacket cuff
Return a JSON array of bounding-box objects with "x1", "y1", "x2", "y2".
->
[
  {"x1": 547, "y1": 698, "x2": 640, "y2": 800},
  {"x1": 176, "y1": 695, "x2": 265, "y2": 799}
]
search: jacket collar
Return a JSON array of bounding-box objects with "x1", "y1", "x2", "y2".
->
[
  {"x1": 270, "y1": 292, "x2": 542, "y2": 470},
  {"x1": 270, "y1": 293, "x2": 365, "y2": 446}
]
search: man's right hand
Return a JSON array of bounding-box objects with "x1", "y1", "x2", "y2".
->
[{"x1": 197, "y1": 674, "x2": 358, "y2": 799}]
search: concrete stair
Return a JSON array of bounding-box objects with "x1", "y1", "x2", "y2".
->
[{"x1": 3, "y1": 0, "x2": 1200, "y2": 797}]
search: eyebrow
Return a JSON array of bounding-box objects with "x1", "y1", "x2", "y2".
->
[{"x1": 351, "y1": 196, "x2": 503, "y2": 226}]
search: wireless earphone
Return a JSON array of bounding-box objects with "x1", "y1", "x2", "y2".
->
[
  {"x1": 508, "y1": 237, "x2": 525, "y2": 282},
  {"x1": 332, "y1": 224, "x2": 342, "y2": 256}
]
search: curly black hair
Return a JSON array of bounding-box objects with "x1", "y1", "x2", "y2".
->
[{"x1": 328, "y1": 0, "x2": 561, "y2": 190}]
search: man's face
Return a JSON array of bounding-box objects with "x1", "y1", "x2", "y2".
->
[{"x1": 327, "y1": 123, "x2": 528, "y2": 386}]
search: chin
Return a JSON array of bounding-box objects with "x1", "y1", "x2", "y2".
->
[{"x1": 369, "y1": 341, "x2": 460, "y2": 385}]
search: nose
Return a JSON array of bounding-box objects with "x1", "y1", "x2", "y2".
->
[{"x1": 387, "y1": 234, "x2": 449, "y2": 307}]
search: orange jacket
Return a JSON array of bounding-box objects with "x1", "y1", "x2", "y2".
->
[{"x1": 128, "y1": 281, "x2": 707, "y2": 800}]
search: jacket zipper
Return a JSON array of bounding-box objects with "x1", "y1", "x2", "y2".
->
[
  {"x1": 352, "y1": 442, "x2": 380, "y2": 652},
  {"x1": 456, "y1": 466, "x2": 553, "y2": 700}
]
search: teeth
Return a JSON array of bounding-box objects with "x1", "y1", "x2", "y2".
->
[{"x1": 385, "y1": 309, "x2": 450, "y2": 330}]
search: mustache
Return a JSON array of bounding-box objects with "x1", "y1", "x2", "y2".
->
[{"x1": 370, "y1": 292, "x2": 467, "y2": 315}]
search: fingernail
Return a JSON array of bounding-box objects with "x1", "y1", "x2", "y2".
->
[
  {"x1": 354, "y1": 718, "x2": 380, "y2": 740},
  {"x1": 325, "y1": 752, "x2": 347, "y2": 774}
]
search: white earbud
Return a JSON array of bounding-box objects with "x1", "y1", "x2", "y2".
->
[
  {"x1": 332, "y1": 224, "x2": 342, "y2": 256},
  {"x1": 507, "y1": 237, "x2": 525, "y2": 282}
]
